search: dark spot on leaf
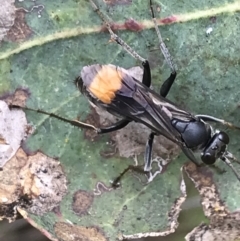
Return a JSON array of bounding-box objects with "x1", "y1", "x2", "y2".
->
[
  {"x1": 0, "y1": 88, "x2": 30, "y2": 107},
  {"x1": 209, "y1": 16, "x2": 217, "y2": 23},
  {"x1": 54, "y1": 15, "x2": 60, "y2": 22},
  {"x1": 7, "y1": 9, "x2": 32, "y2": 42},
  {"x1": 160, "y1": 15, "x2": 178, "y2": 24},
  {"x1": 91, "y1": 173, "x2": 97, "y2": 179},
  {"x1": 52, "y1": 206, "x2": 62, "y2": 217},
  {"x1": 124, "y1": 18, "x2": 143, "y2": 32},
  {"x1": 72, "y1": 190, "x2": 94, "y2": 216}
]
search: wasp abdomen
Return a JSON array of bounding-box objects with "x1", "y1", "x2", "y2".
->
[{"x1": 79, "y1": 64, "x2": 125, "y2": 104}]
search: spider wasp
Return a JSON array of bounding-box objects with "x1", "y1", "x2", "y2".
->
[{"x1": 11, "y1": 0, "x2": 240, "y2": 183}]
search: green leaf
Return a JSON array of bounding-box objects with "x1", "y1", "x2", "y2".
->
[{"x1": 0, "y1": 0, "x2": 240, "y2": 240}]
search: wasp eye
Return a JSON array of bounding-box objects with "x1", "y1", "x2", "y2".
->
[
  {"x1": 201, "y1": 152, "x2": 216, "y2": 165},
  {"x1": 217, "y1": 131, "x2": 229, "y2": 145}
]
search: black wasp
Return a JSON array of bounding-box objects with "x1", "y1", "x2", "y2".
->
[
  {"x1": 75, "y1": 0, "x2": 240, "y2": 182},
  {"x1": 13, "y1": 0, "x2": 240, "y2": 182}
]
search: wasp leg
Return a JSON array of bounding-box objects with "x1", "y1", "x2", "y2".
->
[
  {"x1": 111, "y1": 164, "x2": 147, "y2": 188},
  {"x1": 144, "y1": 132, "x2": 155, "y2": 171},
  {"x1": 160, "y1": 72, "x2": 177, "y2": 97},
  {"x1": 89, "y1": 0, "x2": 146, "y2": 64},
  {"x1": 149, "y1": 0, "x2": 176, "y2": 74},
  {"x1": 149, "y1": 0, "x2": 177, "y2": 97},
  {"x1": 9, "y1": 105, "x2": 97, "y2": 130},
  {"x1": 97, "y1": 119, "x2": 131, "y2": 134},
  {"x1": 11, "y1": 104, "x2": 131, "y2": 135},
  {"x1": 195, "y1": 114, "x2": 240, "y2": 130},
  {"x1": 90, "y1": 0, "x2": 152, "y2": 87},
  {"x1": 142, "y1": 60, "x2": 151, "y2": 87},
  {"x1": 89, "y1": 0, "x2": 177, "y2": 93},
  {"x1": 112, "y1": 132, "x2": 157, "y2": 187}
]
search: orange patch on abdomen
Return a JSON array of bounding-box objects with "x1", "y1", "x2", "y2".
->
[{"x1": 89, "y1": 65, "x2": 123, "y2": 104}]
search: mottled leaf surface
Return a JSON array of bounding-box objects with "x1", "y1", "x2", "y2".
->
[{"x1": 0, "y1": 0, "x2": 240, "y2": 240}]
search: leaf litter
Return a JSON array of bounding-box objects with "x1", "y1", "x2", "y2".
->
[
  {"x1": 0, "y1": 90, "x2": 67, "y2": 221},
  {"x1": 184, "y1": 162, "x2": 240, "y2": 241}
]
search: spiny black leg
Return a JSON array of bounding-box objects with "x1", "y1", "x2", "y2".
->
[
  {"x1": 150, "y1": 0, "x2": 177, "y2": 97},
  {"x1": 112, "y1": 164, "x2": 147, "y2": 188},
  {"x1": 89, "y1": 0, "x2": 146, "y2": 63},
  {"x1": 89, "y1": 0, "x2": 153, "y2": 88},
  {"x1": 112, "y1": 132, "x2": 156, "y2": 187},
  {"x1": 142, "y1": 60, "x2": 151, "y2": 87},
  {"x1": 9, "y1": 105, "x2": 97, "y2": 131},
  {"x1": 160, "y1": 72, "x2": 177, "y2": 97},
  {"x1": 11, "y1": 104, "x2": 131, "y2": 134},
  {"x1": 144, "y1": 132, "x2": 155, "y2": 171},
  {"x1": 97, "y1": 119, "x2": 130, "y2": 134},
  {"x1": 149, "y1": 0, "x2": 176, "y2": 74}
]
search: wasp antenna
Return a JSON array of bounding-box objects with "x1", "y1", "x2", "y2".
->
[
  {"x1": 10, "y1": 104, "x2": 97, "y2": 131},
  {"x1": 222, "y1": 120, "x2": 240, "y2": 131},
  {"x1": 195, "y1": 114, "x2": 240, "y2": 130},
  {"x1": 149, "y1": 0, "x2": 176, "y2": 74},
  {"x1": 88, "y1": 0, "x2": 146, "y2": 63},
  {"x1": 221, "y1": 155, "x2": 240, "y2": 182}
]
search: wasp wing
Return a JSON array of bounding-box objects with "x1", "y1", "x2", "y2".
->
[{"x1": 104, "y1": 67, "x2": 196, "y2": 145}]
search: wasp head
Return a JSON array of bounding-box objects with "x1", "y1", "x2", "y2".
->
[{"x1": 201, "y1": 131, "x2": 229, "y2": 165}]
